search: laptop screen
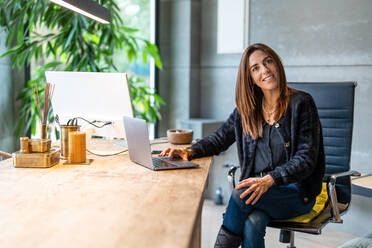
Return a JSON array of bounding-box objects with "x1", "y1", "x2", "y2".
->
[{"x1": 123, "y1": 116, "x2": 154, "y2": 169}]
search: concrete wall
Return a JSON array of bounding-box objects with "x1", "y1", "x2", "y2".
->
[
  {"x1": 0, "y1": 30, "x2": 14, "y2": 153},
  {"x1": 158, "y1": 0, "x2": 201, "y2": 136},
  {"x1": 0, "y1": 29, "x2": 24, "y2": 153},
  {"x1": 158, "y1": 0, "x2": 372, "y2": 237}
]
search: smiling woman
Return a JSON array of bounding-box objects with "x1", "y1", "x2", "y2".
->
[
  {"x1": 235, "y1": 43, "x2": 290, "y2": 139},
  {"x1": 248, "y1": 51, "x2": 280, "y2": 124},
  {"x1": 158, "y1": 43, "x2": 325, "y2": 248},
  {"x1": 249, "y1": 51, "x2": 279, "y2": 92}
]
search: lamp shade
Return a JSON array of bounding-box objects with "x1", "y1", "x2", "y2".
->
[{"x1": 49, "y1": 0, "x2": 111, "y2": 24}]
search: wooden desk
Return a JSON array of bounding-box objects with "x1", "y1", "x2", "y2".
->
[
  {"x1": 0, "y1": 139, "x2": 212, "y2": 248},
  {"x1": 352, "y1": 174, "x2": 372, "y2": 197}
]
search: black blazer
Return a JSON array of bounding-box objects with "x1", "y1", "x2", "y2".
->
[{"x1": 190, "y1": 90, "x2": 325, "y2": 203}]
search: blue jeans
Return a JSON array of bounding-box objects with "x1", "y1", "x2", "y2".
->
[{"x1": 222, "y1": 184, "x2": 315, "y2": 248}]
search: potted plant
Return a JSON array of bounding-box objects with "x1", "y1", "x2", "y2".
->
[{"x1": 0, "y1": 0, "x2": 164, "y2": 138}]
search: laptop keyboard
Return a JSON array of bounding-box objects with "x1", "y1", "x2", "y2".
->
[{"x1": 152, "y1": 157, "x2": 178, "y2": 169}]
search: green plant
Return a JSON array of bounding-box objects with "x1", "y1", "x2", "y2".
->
[
  {"x1": 0, "y1": 0, "x2": 164, "y2": 137},
  {"x1": 128, "y1": 76, "x2": 165, "y2": 122}
]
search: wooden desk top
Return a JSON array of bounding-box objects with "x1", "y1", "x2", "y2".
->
[
  {"x1": 352, "y1": 174, "x2": 372, "y2": 189},
  {"x1": 0, "y1": 139, "x2": 212, "y2": 248}
]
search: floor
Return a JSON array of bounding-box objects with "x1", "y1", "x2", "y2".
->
[{"x1": 201, "y1": 199, "x2": 357, "y2": 248}]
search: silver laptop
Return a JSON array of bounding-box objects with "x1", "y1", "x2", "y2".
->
[{"x1": 123, "y1": 116, "x2": 199, "y2": 171}]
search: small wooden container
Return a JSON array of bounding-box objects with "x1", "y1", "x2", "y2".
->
[
  {"x1": 167, "y1": 129, "x2": 193, "y2": 144},
  {"x1": 29, "y1": 139, "x2": 51, "y2": 153},
  {"x1": 68, "y1": 131, "x2": 86, "y2": 163},
  {"x1": 20, "y1": 137, "x2": 29, "y2": 153},
  {"x1": 13, "y1": 149, "x2": 60, "y2": 168}
]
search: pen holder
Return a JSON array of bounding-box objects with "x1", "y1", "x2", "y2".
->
[{"x1": 60, "y1": 125, "x2": 80, "y2": 159}]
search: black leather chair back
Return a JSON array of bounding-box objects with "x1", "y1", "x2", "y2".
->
[{"x1": 287, "y1": 82, "x2": 356, "y2": 204}]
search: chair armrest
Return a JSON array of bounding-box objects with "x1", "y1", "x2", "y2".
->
[
  {"x1": 326, "y1": 170, "x2": 361, "y2": 223},
  {"x1": 328, "y1": 170, "x2": 361, "y2": 182},
  {"x1": 227, "y1": 165, "x2": 240, "y2": 189}
]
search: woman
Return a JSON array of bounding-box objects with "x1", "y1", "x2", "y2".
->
[{"x1": 160, "y1": 43, "x2": 325, "y2": 248}]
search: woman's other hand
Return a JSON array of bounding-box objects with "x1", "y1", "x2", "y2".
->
[
  {"x1": 236, "y1": 175, "x2": 274, "y2": 205},
  {"x1": 159, "y1": 148, "x2": 189, "y2": 161}
]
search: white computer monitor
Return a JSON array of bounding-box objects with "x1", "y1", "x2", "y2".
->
[{"x1": 46, "y1": 71, "x2": 134, "y2": 139}]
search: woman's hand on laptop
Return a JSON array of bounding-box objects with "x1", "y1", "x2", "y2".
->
[{"x1": 159, "y1": 148, "x2": 190, "y2": 161}]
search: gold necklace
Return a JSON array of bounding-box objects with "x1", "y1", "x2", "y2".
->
[{"x1": 262, "y1": 101, "x2": 277, "y2": 123}]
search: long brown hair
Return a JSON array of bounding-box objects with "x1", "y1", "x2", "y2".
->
[{"x1": 235, "y1": 43, "x2": 291, "y2": 139}]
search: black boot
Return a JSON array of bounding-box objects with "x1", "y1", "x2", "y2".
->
[{"x1": 214, "y1": 226, "x2": 242, "y2": 248}]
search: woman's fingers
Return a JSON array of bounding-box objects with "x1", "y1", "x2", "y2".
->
[
  {"x1": 159, "y1": 147, "x2": 171, "y2": 156},
  {"x1": 239, "y1": 184, "x2": 256, "y2": 199},
  {"x1": 251, "y1": 190, "x2": 264, "y2": 205},
  {"x1": 246, "y1": 186, "x2": 264, "y2": 205},
  {"x1": 243, "y1": 186, "x2": 264, "y2": 205},
  {"x1": 168, "y1": 149, "x2": 178, "y2": 158},
  {"x1": 236, "y1": 178, "x2": 258, "y2": 190},
  {"x1": 236, "y1": 175, "x2": 273, "y2": 205},
  {"x1": 236, "y1": 177, "x2": 270, "y2": 205},
  {"x1": 159, "y1": 148, "x2": 189, "y2": 161},
  {"x1": 179, "y1": 151, "x2": 189, "y2": 161},
  {"x1": 168, "y1": 149, "x2": 188, "y2": 160}
]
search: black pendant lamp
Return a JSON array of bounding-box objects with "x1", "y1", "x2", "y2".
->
[{"x1": 49, "y1": 0, "x2": 111, "y2": 24}]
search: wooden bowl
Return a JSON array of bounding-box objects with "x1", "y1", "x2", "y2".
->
[{"x1": 167, "y1": 129, "x2": 193, "y2": 144}]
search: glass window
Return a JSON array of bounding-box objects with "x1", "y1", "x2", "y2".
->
[{"x1": 29, "y1": 0, "x2": 157, "y2": 139}]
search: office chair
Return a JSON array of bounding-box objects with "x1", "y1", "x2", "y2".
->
[
  {"x1": 227, "y1": 82, "x2": 360, "y2": 248},
  {"x1": 0, "y1": 150, "x2": 12, "y2": 161}
]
